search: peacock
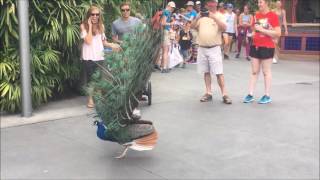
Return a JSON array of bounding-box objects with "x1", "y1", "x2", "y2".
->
[{"x1": 89, "y1": 5, "x2": 162, "y2": 158}]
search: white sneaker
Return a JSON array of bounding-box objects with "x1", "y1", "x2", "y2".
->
[{"x1": 273, "y1": 58, "x2": 278, "y2": 64}]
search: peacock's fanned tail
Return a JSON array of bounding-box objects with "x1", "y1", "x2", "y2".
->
[{"x1": 90, "y1": 2, "x2": 162, "y2": 145}]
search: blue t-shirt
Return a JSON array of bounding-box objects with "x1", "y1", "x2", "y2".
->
[
  {"x1": 185, "y1": 10, "x2": 197, "y2": 21},
  {"x1": 162, "y1": 9, "x2": 171, "y2": 31}
]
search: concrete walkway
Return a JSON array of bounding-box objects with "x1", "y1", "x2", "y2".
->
[{"x1": 1, "y1": 57, "x2": 319, "y2": 179}]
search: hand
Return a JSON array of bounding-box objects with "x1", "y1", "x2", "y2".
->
[
  {"x1": 110, "y1": 43, "x2": 122, "y2": 52},
  {"x1": 88, "y1": 17, "x2": 92, "y2": 28},
  {"x1": 285, "y1": 30, "x2": 288, "y2": 36},
  {"x1": 209, "y1": 12, "x2": 218, "y2": 20},
  {"x1": 254, "y1": 24, "x2": 264, "y2": 33}
]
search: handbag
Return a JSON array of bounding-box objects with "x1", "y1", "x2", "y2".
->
[{"x1": 168, "y1": 43, "x2": 183, "y2": 68}]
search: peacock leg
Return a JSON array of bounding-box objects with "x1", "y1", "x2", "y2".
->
[{"x1": 114, "y1": 145, "x2": 130, "y2": 159}]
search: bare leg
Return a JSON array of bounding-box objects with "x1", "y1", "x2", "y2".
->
[
  {"x1": 248, "y1": 58, "x2": 261, "y2": 95},
  {"x1": 161, "y1": 44, "x2": 169, "y2": 69},
  {"x1": 223, "y1": 34, "x2": 229, "y2": 56},
  {"x1": 216, "y1": 74, "x2": 227, "y2": 96},
  {"x1": 204, "y1": 72, "x2": 212, "y2": 95},
  {"x1": 274, "y1": 39, "x2": 280, "y2": 62},
  {"x1": 87, "y1": 96, "x2": 94, "y2": 108},
  {"x1": 261, "y1": 58, "x2": 273, "y2": 96}
]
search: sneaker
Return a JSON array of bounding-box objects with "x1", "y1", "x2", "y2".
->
[
  {"x1": 246, "y1": 56, "x2": 251, "y2": 61},
  {"x1": 243, "y1": 94, "x2": 254, "y2": 103},
  {"x1": 181, "y1": 63, "x2": 186, "y2": 68},
  {"x1": 273, "y1": 58, "x2": 278, "y2": 64},
  {"x1": 224, "y1": 54, "x2": 229, "y2": 60},
  {"x1": 258, "y1": 95, "x2": 272, "y2": 104},
  {"x1": 154, "y1": 64, "x2": 161, "y2": 70},
  {"x1": 161, "y1": 69, "x2": 169, "y2": 73},
  {"x1": 235, "y1": 53, "x2": 240, "y2": 58}
]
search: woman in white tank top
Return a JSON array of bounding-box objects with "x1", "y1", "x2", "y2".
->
[
  {"x1": 80, "y1": 6, "x2": 120, "y2": 108},
  {"x1": 222, "y1": 3, "x2": 238, "y2": 60}
]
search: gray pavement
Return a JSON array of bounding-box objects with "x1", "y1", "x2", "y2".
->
[{"x1": 1, "y1": 57, "x2": 319, "y2": 179}]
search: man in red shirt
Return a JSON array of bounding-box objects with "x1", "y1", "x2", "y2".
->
[{"x1": 243, "y1": 0, "x2": 281, "y2": 104}]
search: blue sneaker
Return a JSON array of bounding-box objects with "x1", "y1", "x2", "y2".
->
[
  {"x1": 243, "y1": 94, "x2": 254, "y2": 103},
  {"x1": 258, "y1": 95, "x2": 272, "y2": 104}
]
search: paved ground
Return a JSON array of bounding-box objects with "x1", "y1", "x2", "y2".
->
[{"x1": 1, "y1": 56, "x2": 319, "y2": 179}]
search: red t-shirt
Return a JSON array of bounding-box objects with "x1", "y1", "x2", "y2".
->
[{"x1": 252, "y1": 11, "x2": 279, "y2": 48}]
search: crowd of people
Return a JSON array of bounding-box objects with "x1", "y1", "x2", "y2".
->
[
  {"x1": 155, "y1": 0, "x2": 286, "y2": 104},
  {"x1": 80, "y1": 0, "x2": 287, "y2": 107}
]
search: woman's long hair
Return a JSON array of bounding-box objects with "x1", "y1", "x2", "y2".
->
[{"x1": 82, "y1": 5, "x2": 105, "y2": 35}]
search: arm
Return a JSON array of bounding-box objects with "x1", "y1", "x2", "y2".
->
[
  {"x1": 234, "y1": 15, "x2": 238, "y2": 36},
  {"x1": 239, "y1": 14, "x2": 243, "y2": 26},
  {"x1": 255, "y1": 25, "x2": 281, "y2": 39},
  {"x1": 210, "y1": 13, "x2": 226, "y2": 31},
  {"x1": 176, "y1": 31, "x2": 181, "y2": 42},
  {"x1": 80, "y1": 21, "x2": 92, "y2": 45},
  {"x1": 249, "y1": 15, "x2": 254, "y2": 27},
  {"x1": 282, "y1": 10, "x2": 288, "y2": 35},
  {"x1": 191, "y1": 16, "x2": 200, "y2": 30}
]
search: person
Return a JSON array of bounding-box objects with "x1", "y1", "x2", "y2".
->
[
  {"x1": 184, "y1": 1, "x2": 198, "y2": 21},
  {"x1": 243, "y1": 0, "x2": 281, "y2": 104},
  {"x1": 195, "y1": 1, "x2": 201, "y2": 14},
  {"x1": 151, "y1": 8, "x2": 162, "y2": 30},
  {"x1": 80, "y1": 5, "x2": 120, "y2": 108},
  {"x1": 112, "y1": 2, "x2": 142, "y2": 44},
  {"x1": 222, "y1": 3, "x2": 237, "y2": 60},
  {"x1": 185, "y1": 1, "x2": 199, "y2": 64},
  {"x1": 273, "y1": 0, "x2": 288, "y2": 64},
  {"x1": 218, "y1": 2, "x2": 226, "y2": 14},
  {"x1": 236, "y1": 5, "x2": 253, "y2": 61},
  {"x1": 160, "y1": 1, "x2": 176, "y2": 73},
  {"x1": 230, "y1": 8, "x2": 241, "y2": 53},
  {"x1": 177, "y1": 21, "x2": 193, "y2": 68},
  {"x1": 192, "y1": 0, "x2": 232, "y2": 104}
]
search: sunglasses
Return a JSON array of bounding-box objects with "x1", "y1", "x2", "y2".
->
[
  {"x1": 91, "y1": 13, "x2": 100, "y2": 17},
  {"x1": 121, "y1": 9, "x2": 130, "y2": 12}
]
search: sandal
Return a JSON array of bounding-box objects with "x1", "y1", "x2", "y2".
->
[
  {"x1": 200, "y1": 94, "x2": 212, "y2": 102},
  {"x1": 222, "y1": 95, "x2": 232, "y2": 104}
]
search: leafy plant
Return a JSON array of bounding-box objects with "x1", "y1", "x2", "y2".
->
[{"x1": 0, "y1": 0, "x2": 162, "y2": 113}]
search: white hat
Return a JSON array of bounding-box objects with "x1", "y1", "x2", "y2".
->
[
  {"x1": 196, "y1": 1, "x2": 201, "y2": 5},
  {"x1": 168, "y1": 1, "x2": 176, "y2": 8},
  {"x1": 186, "y1": 1, "x2": 194, "y2": 6}
]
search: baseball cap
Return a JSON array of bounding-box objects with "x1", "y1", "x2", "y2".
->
[
  {"x1": 168, "y1": 1, "x2": 176, "y2": 8},
  {"x1": 186, "y1": 1, "x2": 194, "y2": 6},
  {"x1": 196, "y1": 1, "x2": 201, "y2": 5},
  {"x1": 226, "y1": 3, "x2": 233, "y2": 9},
  {"x1": 207, "y1": 0, "x2": 218, "y2": 7}
]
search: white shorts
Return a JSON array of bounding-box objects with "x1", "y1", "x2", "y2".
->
[{"x1": 197, "y1": 46, "x2": 223, "y2": 75}]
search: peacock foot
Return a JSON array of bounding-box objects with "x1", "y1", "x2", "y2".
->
[{"x1": 114, "y1": 146, "x2": 130, "y2": 159}]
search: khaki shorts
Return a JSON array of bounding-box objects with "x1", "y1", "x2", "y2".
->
[
  {"x1": 163, "y1": 30, "x2": 170, "y2": 46},
  {"x1": 197, "y1": 46, "x2": 223, "y2": 75}
]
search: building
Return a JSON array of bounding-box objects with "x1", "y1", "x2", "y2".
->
[{"x1": 280, "y1": 0, "x2": 320, "y2": 57}]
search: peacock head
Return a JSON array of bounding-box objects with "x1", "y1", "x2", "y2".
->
[
  {"x1": 93, "y1": 120, "x2": 117, "y2": 142},
  {"x1": 94, "y1": 120, "x2": 108, "y2": 140}
]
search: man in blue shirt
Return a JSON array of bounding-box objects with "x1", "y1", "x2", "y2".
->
[
  {"x1": 184, "y1": 1, "x2": 198, "y2": 21},
  {"x1": 160, "y1": 1, "x2": 175, "y2": 73}
]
